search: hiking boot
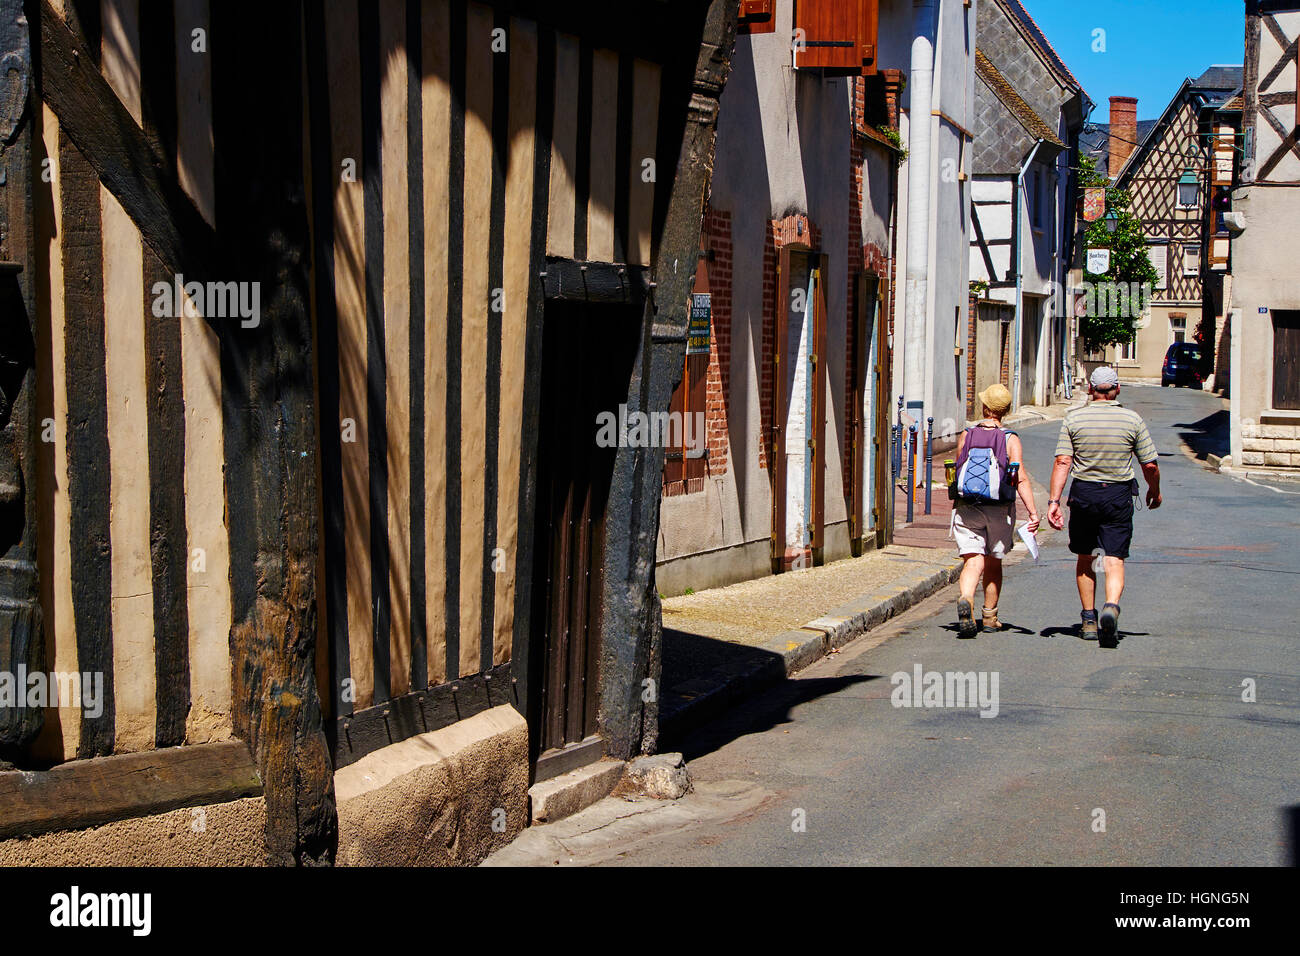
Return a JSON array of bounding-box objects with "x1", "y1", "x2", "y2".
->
[
  {"x1": 982, "y1": 607, "x2": 1001, "y2": 631},
  {"x1": 1079, "y1": 612, "x2": 1098, "y2": 641},
  {"x1": 956, "y1": 599, "x2": 978, "y2": 639},
  {"x1": 1099, "y1": 603, "x2": 1121, "y2": 648}
]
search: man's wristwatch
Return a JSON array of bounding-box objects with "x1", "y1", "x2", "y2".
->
[{"x1": 1048, "y1": 499, "x2": 1060, "y2": 505}]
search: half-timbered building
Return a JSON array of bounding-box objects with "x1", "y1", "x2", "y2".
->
[
  {"x1": 967, "y1": 0, "x2": 1089, "y2": 413},
  {"x1": 1082, "y1": 67, "x2": 1241, "y2": 384},
  {"x1": 0, "y1": 0, "x2": 737, "y2": 866},
  {"x1": 1230, "y1": 1, "x2": 1300, "y2": 470}
]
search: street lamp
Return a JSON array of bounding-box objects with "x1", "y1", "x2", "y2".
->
[
  {"x1": 1103, "y1": 208, "x2": 1119, "y2": 234},
  {"x1": 1177, "y1": 168, "x2": 1199, "y2": 208}
]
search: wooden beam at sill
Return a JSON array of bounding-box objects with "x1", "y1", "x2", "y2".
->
[{"x1": 0, "y1": 740, "x2": 262, "y2": 840}]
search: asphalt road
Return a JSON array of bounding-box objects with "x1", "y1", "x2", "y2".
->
[{"x1": 602, "y1": 385, "x2": 1300, "y2": 865}]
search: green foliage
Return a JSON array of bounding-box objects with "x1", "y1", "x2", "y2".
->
[
  {"x1": 969, "y1": 278, "x2": 989, "y2": 296},
  {"x1": 876, "y1": 125, "x2": 907, "y2": 161},
  {"x1": 1077, "y1": 157, "x2": 1159, "y2": 353}
]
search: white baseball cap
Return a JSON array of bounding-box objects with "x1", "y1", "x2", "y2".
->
[{"x1": 1090, "y1": 366, "x2": 1120, "y2": 388}]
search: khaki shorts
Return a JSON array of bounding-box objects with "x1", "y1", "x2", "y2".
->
[{"x1": 952, "y1": 502, "x2": 1015, "y2": 558}]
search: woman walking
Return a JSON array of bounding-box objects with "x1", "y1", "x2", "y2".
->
[{"x1": 949, "y1": 384, "x2": 1040, "y2": 638}]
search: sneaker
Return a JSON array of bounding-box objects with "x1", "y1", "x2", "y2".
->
[
  {"x1": 1099, "y1": 603, "x2": 1120, "y2": 648},
  {"x1": 982, "y1": 607, "x2": 1001, "y2": 631},
  {"x1": 1079, "y1": 612, "x2": 1098, "y2": 641},
  {"x1": 957, "y1": 599, "x2": 977, "y2": 639}
]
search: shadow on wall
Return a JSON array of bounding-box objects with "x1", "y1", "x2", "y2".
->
[{"x1": 712, "y1": 34, "x2": 772, "y2": 542}]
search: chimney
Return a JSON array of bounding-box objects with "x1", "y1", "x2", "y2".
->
[{"x1": 1109, "y1": 96, "x2": 1138, "y2": 178}]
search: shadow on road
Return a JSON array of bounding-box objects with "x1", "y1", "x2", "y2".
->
[
  {"x1": 660, "y1": 627, "x2": 880, "y2": 760},
  {"x1": 662, "y1": 669, "x2": 880, "y2": 762},
  {"x1": 1287, "y1": 805, "x2": 1300, "y2": 866},
  {"x1": 1175, "y1": 408, "x2": 1229, "y2": 461}
]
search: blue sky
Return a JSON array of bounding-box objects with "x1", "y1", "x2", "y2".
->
[{"x1": 1021, "y1": 0, "x2": 1247, "y2": 121}]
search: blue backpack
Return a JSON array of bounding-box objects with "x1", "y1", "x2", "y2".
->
[{"x1": 954, "y1": 427, "x2": 1013, "y2": 503}]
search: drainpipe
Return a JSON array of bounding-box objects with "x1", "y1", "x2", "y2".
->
[
  {"x1": 903, "y1": 0, "x2": 938, "y2": 411},
  {"x1": 1012, "y1": 138, "x2": 1045, "y2": 411},
  {"x1": 1052, "y1": 150, "x2": 1062, "y2": 402}
]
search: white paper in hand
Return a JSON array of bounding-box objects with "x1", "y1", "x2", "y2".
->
[{"x1": 1017, "y1": 524, "x2": 1040, "y2": 560}]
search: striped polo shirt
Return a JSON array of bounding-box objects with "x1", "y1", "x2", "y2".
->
[{"x1": 1054, "y1": 400, "x2": 1157, "y2": 483}]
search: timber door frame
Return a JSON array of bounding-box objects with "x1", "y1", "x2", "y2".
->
[
  {"x1": 849, "y1": 271, "x2": 883, "y2": 556},
  {"x1": 770, "y1": 246, "x2": 827, "y2": 571},
  {"x1": 873, "y1": 268, "x2": 892, "y2": 549},
  {"x1": 1272, "y1": 309, "x2": 1300, "y2": 410}
]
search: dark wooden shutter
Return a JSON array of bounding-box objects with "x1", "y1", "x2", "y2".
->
[
  {"x1": 738, "y1": 0, "x2": 777, "y2": 35},
  {"x1": 794, "y1": 0, "x2": 878, "y2": 75},
  {"x1": 1273, "y1": 311, "x2": 1300, "y2": 410}
]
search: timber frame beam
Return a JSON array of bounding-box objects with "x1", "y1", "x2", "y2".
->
[{"x1": 37, "y1": 0, "x2": 218, "y2": 285}]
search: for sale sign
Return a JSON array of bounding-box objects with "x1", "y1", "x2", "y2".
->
[{"x1": 687, "y1": 293, "x2": 711, "y2": 355}]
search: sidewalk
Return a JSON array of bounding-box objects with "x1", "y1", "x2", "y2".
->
[
  {"x1": 658, "y1": 471, "x2": 1055, "y2": 744},
  {"x1": 659, "y1": 543, "x2": 963, "y2": 742}
]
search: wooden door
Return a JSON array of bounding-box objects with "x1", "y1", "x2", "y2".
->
[
  {"x1": 527, "y1": 298, "x2": 639, "y2": 771},
  {"x1": 770, "y1": 248, "x2": 826, "y2": 570},
  {"x1": 1273, "y1": 311, "x2": 1300, "y2": 409},
  {"x1": 664, "y1": 251, "x2": 709, "y2": 487},
  {"x1": 770, "y1": 247, "x2": 790, "y2": 572},
  {"x1": 872, "y1": 274, "x2": 891, "y2": 549},
  {"x1": 849, "y1": 273, "x2": 880, "y2": 556},
  {"x1": 809, "y1": 255, "x2": 828, "y2": 560}
]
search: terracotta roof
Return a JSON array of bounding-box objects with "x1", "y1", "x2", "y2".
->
[{"x1": 974, "y1": 49, "x2": 1065, "y2": 148}]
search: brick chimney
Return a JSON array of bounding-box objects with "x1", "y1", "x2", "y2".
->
[{"x1": 1108, "y1": 96, "x2": 1138, "y2": 178}]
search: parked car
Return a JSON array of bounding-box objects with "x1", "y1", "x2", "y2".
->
[{"x1": 1161, "y1": 342, "x2": 1204, "y2": 388}]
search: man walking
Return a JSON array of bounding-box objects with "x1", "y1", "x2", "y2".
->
[{"x1": 1047, "y1": 367, "x2": 1161, "y2": 647}]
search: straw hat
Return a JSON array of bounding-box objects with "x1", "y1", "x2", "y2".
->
[{"x1": 977, "y1": 383, "x2": 1013, "y2": 416}]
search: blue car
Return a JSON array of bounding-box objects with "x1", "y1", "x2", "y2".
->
[{"x1": 1161, "y1": 342, "x2": 1204, "y2": 388}]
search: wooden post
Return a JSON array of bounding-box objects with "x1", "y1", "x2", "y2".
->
[
  {"x1": 597, "y1": 0, "x2": 738, "y2": 758},
  {"x1": 210, "y1": 0, "x2": 334, "y2": 864},
  {"x1": 0, "y1": 0, "x2": 45, "y2": 764}
]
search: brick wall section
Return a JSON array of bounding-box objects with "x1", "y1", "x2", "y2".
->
[
  {"x1": 1000, "y1": 319, "x2": 1011, "y2": 387},
  {"x1": 845, "y1": 106, "x2": 864, "y2": 492},
  {"x1": 759, "y1": 227, "x2": 776, "y2": 470},
  {"x1": 760, "y1": 213, "x2": 821, "y2": 470},
  {"x1": 702, "y1": 206, "x2": 732, "y2": 477}
]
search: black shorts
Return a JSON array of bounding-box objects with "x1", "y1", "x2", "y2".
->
[{"x1": 1067, "y1": 479, "x2": 1137, "y2": 560}]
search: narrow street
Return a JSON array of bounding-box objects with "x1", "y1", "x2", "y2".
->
[{"x1": 494, "y1": 386, "x2": 1300, "y2": 866}]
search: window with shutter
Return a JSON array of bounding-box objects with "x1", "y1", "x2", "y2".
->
[
  {"x1": 793, "y1": 0, "x2": 878, "y2": 75},
  {"x1": 738, "y1": 0, "x2": 777, "y2": 36}
]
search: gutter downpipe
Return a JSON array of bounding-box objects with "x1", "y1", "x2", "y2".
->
[
  {"x1": 903, "y1": 0, "x2": 938, "y2": 414},
  {"x1": 1012, "y1": 138, "x2": 1045, "y2": 412}
]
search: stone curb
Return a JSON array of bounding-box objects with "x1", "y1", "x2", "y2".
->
[
  {"x1": 771, "y1": 560, "x2": 964, "y2": 672},
  {"x1": 1216, "y1": 459, "x2": 1300, "y2": 482}
]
